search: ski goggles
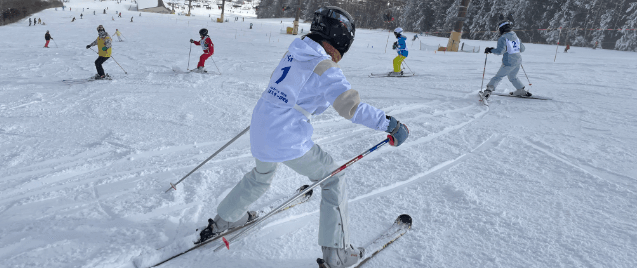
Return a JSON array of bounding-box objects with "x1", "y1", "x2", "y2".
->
[
  {"x1": 97, "y1": 25, "x2": 105, "y2": 32},
  {"x1": 315, "y1": 7, "x2": 354, "y2": 33},
  {"x1": 496, "y1": 21, "x2": 511, "y2": 31}
]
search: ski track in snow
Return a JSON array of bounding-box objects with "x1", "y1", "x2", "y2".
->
[{"x1": 0, "y1": 1, "x2": 636, "y2": 268}]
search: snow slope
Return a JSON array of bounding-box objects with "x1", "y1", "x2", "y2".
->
[{"x1": 0, "y1": 1, "x2": 636, "y2": 267}]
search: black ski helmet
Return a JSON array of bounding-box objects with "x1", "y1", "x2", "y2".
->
[
  {"x1": 497, "y1": 21, "x2": 512, "y2": 34},
  {"x1": 199, "y1": 28, "x2": 208, "y2": 36},
  {"x1": 309, "y1": 6, "x2": 356, "y2": 56},
  {"x1": 496, "y1": 14, "x2": 514, "y2": 34}
]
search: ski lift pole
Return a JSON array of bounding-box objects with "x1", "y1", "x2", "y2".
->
[
  {"x1": 165, "y1": 126, "x2": 250, "y2": 193},
  {"x1": 213, "y1": 138, "x2": 391, "y2": 252}
]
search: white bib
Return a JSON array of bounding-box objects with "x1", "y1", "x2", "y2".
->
[
  {"x1": 261, "y1": 51, "x2": 321, "y2": 108},
  {"x1": 506, "y1": 38, "x2": 521, "y2": 54},
  {"x1": 200, "y1": 36, "x2": 210, "y2": 51}
]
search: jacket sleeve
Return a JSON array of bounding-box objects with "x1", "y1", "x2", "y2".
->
[
  {"x1": 491, "y1": 36, "x2": 507, "y2": 55},
  {"x1": 320, "y1": 67, "x2": 389, "y2": 131},
  {"x1": 104, "y1": 35, "x2": 112, "y2": 48},
  {"x1": 206, "y1": 38, "x2": 214, "y2": 54},
  {"x1": 193, "y1": 40, "x2": 201, "y2": 45},
  {"x1": 520, "y1": 42, "x2": 526, "y2": 53},
  {"x1": 89, "y1": 38, "x2": 98, "y2": 47}
]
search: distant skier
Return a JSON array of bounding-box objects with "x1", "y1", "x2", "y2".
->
[
  {"x1": 86, "y1": 25, "x2": 112, "y2": 80},
  {"x1": 480, "y1": 17, "x2": 531, "y2": 99},
  {"x1": 113, "y1": 29, "x2": 123, "y2": 42},
  {"x1": 80, "y1": 13, "x2": 83, "y2": 19},
  {"x1": 189, "y1": 28, "x2": 214, "y2": 73},
  {"x1": 71, "y1": 17, "x2": 76, "y2": 22},
  {"x1": 564, "y1": 42, "x2": 570, "y2": 53},
  {"x1": 103, "y1": 9, "x2": 106, "y2": 14},
  {"x1": 130, "y1": 17, "x2": 133, "y2": 22},
  {"x1": 38, "y1": 18, "x2": 41, "y2": 24},
  {"x1": 195, "y1": 6, "x2": 409, "y2": 268},
  {"x1": 118, "y1": 12, "x2": 122, "y2": 18},
  {"x1": 390, "y1": 27, "x2": 408, "y2": 76},
  {"x1": 29, "y1": 18, "x2": 32, "y2": 26},
  {"x1": 412, "y1": 34, "x2": 418, "y2": 41},
  {"x1": 44, "y1": 30, "x2": 53, "y2": 48},
  {"x1": 94, "y1": 10, "x2": 96, "y2": 15}
]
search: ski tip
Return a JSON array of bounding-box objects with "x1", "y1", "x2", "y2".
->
[{"x1": 396, "y1": 214, "x2": 412, "y2": 226}]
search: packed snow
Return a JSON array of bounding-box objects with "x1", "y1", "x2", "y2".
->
[{"x1": 0, "y1": 0, "x2": 636, "y2": 267}]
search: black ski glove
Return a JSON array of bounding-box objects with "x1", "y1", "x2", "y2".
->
[
  {"x1": 392, "y1": 42, "x2": 398, "y2": 50},
  {"x1": 484, "y1": 47, "x2": 494, "y2": 54},
  {"x1": 86, "y1": 45, "x2": 91, "y2": 49},
  {"x1": 190, "y1": 39, "x2": 194, "y2": 43},
  {"x1": 385, "y1": 116, "x2": 409, "y2": 147}
]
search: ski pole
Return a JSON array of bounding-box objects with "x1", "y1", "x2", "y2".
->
[
  {"x1": 53, "y1": 39, "x2": 58, "y2": 48},
  {"x1": 213, "y1": 138, "x2": 390, "y2": 252},
  {"x1": 521, "y1": 64, "x2": 532, "y2": 86},
  {"x1": 165, "y1": 126, "x2": 250, "y2": 193},
  {"x1": 187, "y1": 44, "x2": 192, "y2": 70},
  {"x1": 402, "y1": 61, "x2": 414, "y2": 74},
  {"x1": 480, "y1": 53, "x2": 488, "y2": 92},
  {"x1": 91, "y1": 47, "x2": 127, "y2": 74},
  {"x1": 209, "y1": 57, "x2": 221, "y2": 75},
  {"x1": 110, "y1": 55, "x2": 128, "y2": 74},
  {"x1": 384, "y1": 30, "x2": 391, "y2": 53}
]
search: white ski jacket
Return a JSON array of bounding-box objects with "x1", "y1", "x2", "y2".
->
[{"x1": 250, "y1": 37, "x2": 390, "y2": 162}]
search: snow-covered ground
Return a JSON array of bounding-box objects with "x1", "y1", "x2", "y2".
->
[{"x1": 0, "y1": 0, "x2": 636, "y2": 267}]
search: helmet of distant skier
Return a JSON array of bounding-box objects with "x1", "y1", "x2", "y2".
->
[
  {"x1": 497, "y1": 21, "x2": 512, "y2": 34},
  {"x1": 394, "y1": 27, "x2": 403, "y2": 37},
  {"x1": 309, "y1": 6, "x2": 356, "y2": 56},
  {"x1": 199, "y1": 28, "x2": 208, "y2": 36}
]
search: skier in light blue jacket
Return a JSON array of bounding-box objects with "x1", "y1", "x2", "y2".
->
[
  {"x1": 480, "y1": 19, "x2": 532, "y2": 99},
  {"x1": 196, "y1": 6, "x2": 409, "y2": 268}
]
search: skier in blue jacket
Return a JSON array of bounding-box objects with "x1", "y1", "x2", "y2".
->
[
  {"x1": 197, "y1": 6, "x2": 409, "y2": 268},
  {"x1": 390, "y1": 27, "x2": 408, "y2": 76},
  {"x1": 480, "y1": 19, "x2": 531, "y2": 99}
]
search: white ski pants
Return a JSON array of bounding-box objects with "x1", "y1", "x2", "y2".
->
[
  {"x1": 216, "y1": 144, "x2": 350, "y2": 248},
  {"x1": 487, "y1": 59, "x2": 525, "y2": 90}
]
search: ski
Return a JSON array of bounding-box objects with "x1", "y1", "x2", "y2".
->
[
  {"x1": 493, "y1": 92, "x2": 552, "y2": 100},
  {"x1": 62, "y1": 75, "x2": 112, "y2": 84},
  {"x1": 148, "y1": 185, "x2": 314, "y2": 268},
  {"x1": 369, "y1": 72, "x2": 414, "y2": 78},
  {"x1": 316, "y1": 214, "x2": 413, "y2": 268}
]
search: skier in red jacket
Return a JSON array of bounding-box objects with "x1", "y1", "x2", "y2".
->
[{"x1": 190, "y1": 28, "x2": 214, "y2": 73}]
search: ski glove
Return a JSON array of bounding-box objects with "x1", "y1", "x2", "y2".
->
[
  {"x1": 392, "y1": 42, "x2": 398, "y2": 50},
  {"x1": 385, "y1": 115, "x2": 409, "y2": 147},
  {"x1": 86, "y1": 45, "x2": 91, "y2": 49},
  {"x1": 484, "y1": 47, "x2": 494, "y2": 54},
  {"x1": 190, "y1": 39, "x2": 194, "y2": 43},
  {"x1": 101, "y1": 46, "x2": 108, "y2": 51}
]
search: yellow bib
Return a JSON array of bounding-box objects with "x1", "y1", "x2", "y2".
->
[{"x1": 97, "y1": 37, "x2": 112, "y2": 57}]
